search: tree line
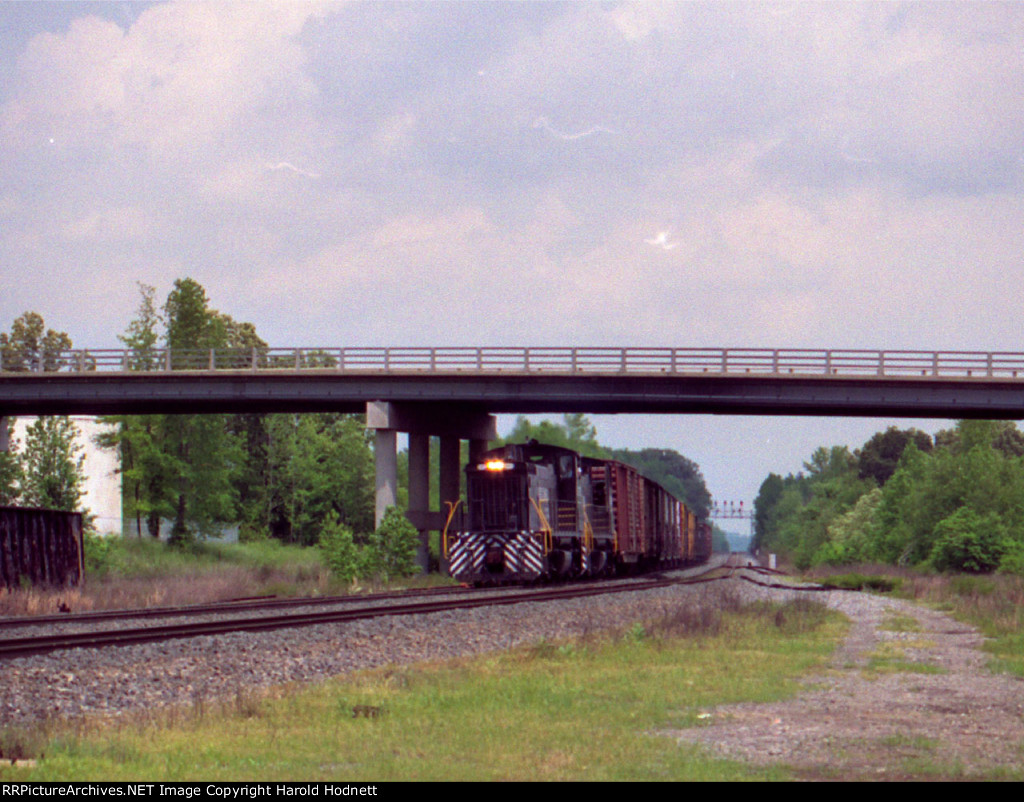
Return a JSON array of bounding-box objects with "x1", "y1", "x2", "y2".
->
[{"x1": 753, "y1": 421, "x2": 1024, "y2": 574}]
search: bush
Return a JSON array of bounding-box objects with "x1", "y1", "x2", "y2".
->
[
  {"x1": 929, "y1": 507, "x2": 1008, "y2": 573},
  {"x1": 371, "y1": 507, "x2": 420, "y2": 579},
  {"x1": 318, "y1": 514, "x2": 360, "y2": 584},
  {"x1": 998, "y1": 542, "x2": 1024, "y2": 578},
  {"x1": 83, "y1": 531, "x2": 120, "y2": 575}
]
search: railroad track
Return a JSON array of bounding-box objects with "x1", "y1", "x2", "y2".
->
[
  {"x1": 0, "y1": 582, "x2": 477, "y2": 630},
  {"x1": 0, "y1": 563, "x2": 757, "y2": 661}
]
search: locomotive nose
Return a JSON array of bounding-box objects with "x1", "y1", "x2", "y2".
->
[{"x1": 484, "y1": 547, "x2": 505, "y2": 571}]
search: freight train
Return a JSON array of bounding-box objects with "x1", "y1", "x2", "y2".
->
[{"x1": 445, "y1": 441, "x2": 712, "y2": 583}]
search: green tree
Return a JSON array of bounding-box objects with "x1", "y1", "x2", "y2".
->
[
  {"x1": 0, "y1": 312, "x2": 73, "y2": 372},
  {"x1": 161, "y1": 279, "x2": 241, "y2": 544},
  {"x1": 752, "y1": 473, "x2": 787, "y2": 553},
  {"x1": 164, "y1": 278, "x2": 218, "y2": 369},
  {"x1": 20, "y1": 416, "x2": 86, "y2": 511},
  {"x1": 0, "y1": 428, "x2": 22, "y2": 504},
  {"x1": 263, "y1": 413, "x2": 374, "y2": 544},
  {"x1": 815, "y1": 487, "x2": 884, "y2": 566},
  {"x1": 100, "y1": 280, "x2": 253, "y2": 544},
  {"x1": 98, "y1": 285, "x2": 174, "y2": 536},
  {"x1": 857, "y1": 426, "x2": 933, "y2": 486},
  {"x1": 120, "y1": 283, "x2": 161, "y2": 370},
  {"x1": 504, "y1": 414, "x2": 613, "y2": 458}
]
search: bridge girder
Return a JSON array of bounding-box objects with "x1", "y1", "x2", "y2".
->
[{"x1": 1, "y1": 371, "x2": 1024, "y2": 419}]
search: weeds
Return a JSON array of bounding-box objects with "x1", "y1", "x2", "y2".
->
[
  {"x1": 880, "y1": 610, "x2": 921, "y2": 632},
  {"x1": 864, "y1": 642, "x2": 944, "y2": 676},
  {"x1": 819, "y1": 573, "x2": 900, "y2": 593}
]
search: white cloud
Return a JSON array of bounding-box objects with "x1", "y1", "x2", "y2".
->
[{"x1": 2, "y1": 3, "x2": 327, "y2": 160}]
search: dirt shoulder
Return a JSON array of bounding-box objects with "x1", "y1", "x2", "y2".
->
[{"x1": 668, "y1": 580, "x2": 1024, "y2": 780}]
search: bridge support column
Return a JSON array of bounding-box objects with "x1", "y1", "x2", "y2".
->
[
  {"x1": 374, "y1": 428, "x2": 397, "y2": 528},
  {"x1": 438, "y1": 436, "x2": 461, "y2": 570},
  {"x1": 408, "y1": 433, "x2": 430, "y2": 573},
  {"x1": 367, "y1": 402, "x2": 496, "y2": 575}
]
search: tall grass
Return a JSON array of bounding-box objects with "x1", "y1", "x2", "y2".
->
[
  {"x1": 1, "y1": 534, "x2": 458, "y2": 617},
  {"x1": 0, "y1": 536, "x2": 332, "y2": 616}
]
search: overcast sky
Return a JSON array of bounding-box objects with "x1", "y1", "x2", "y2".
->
[{"x1": 2, "y1": 2, "x2": 1021, "y2": 521}]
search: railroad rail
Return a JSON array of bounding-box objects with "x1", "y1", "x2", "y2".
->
[
  {"x1": 0, "y1": 584, "x2": 475, "y2": 630},
  {"x1": 0, "y1": 558, "x2": 825, "y2": 660},
  {"x1": 4, "y1": 346, "x2": 1024, "y2": 379},
  {"x1": 0, "y1": 579, "x2": 667, "y2": 659}
]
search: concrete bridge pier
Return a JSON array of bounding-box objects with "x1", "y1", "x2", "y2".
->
[{"x1": 367, "y1": 402, "x2": 497, "y2": 573}]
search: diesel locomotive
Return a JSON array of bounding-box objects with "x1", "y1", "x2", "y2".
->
[{"x1": 445, "y1": 441, "x2": 711, "y2": 583}]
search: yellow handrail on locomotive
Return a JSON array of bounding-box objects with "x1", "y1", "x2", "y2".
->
[
  {"x1": 530, "y1": 497, "x2": 553, "y2": 553},
  {"x1": 582, "y1": 508, "x2": 594, "y2": 554},
  {"x1": 441, "y1": 499, "x2": 463, "y2": 560}
]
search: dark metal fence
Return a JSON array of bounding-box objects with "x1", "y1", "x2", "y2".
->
[{"x1": 0, "y1": 507, "x2": 84, "y2": 588}]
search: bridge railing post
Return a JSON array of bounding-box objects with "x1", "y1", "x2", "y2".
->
[
  {"x1": 165, "y1": 349, "x2": 171, "y2": 372},
  {"x1": 771, "y1": 350, "x2": 779, "y2": 374},
  {"x1": 877, "y1": 350, "x2": 884, "y2": 376},
  {"x1": 620, "y1": 349, "x2": 627, "y2": 374},
  {"x1": 209, "y1": 349, "x2": 215, "y2": 370},
  {"x1": 987, "y1": 352, "x2": 993, "y2": 377},
  {"x1": 571, "y1": 348, "x2": 578, "y2": 373},
  {"x1": 670, "y1": 349, "x2": 678, "y2": 374},
  {"x1": 824, "y1": 350, "x2": 832, "y2": 375},
  {"x1": 721, "y1": 349, "x2": 728, "y2": 373}
]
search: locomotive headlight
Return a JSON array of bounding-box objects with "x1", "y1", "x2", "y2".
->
[{"x1": 483, "y1": 459, "x2": 510, "y2": 471}]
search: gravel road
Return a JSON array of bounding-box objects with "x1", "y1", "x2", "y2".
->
[{"x1": 669, "y1": 579, "x2": 1024, "y2": 780}]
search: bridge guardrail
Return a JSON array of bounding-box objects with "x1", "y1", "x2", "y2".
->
[{"x1": 2, "y1": 347, "x2": 1024, "y2": 379}]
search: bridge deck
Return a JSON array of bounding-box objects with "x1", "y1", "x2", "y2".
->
[{"x1": 2, "y1": 347, "x2": 1023, "y2": 418}]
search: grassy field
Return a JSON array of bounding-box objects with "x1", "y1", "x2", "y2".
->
[{"x1": 1, "y1": 589, "x2": 843, "y2": 781}]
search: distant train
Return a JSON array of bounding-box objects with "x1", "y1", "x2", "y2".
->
[{"x1": 445, "y1": 441, "x2": 711, "y2": 583}]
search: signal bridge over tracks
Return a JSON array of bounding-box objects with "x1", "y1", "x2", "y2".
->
[{"x1": 4, "y1": 345, "x2": 1024, "y2": 568}]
